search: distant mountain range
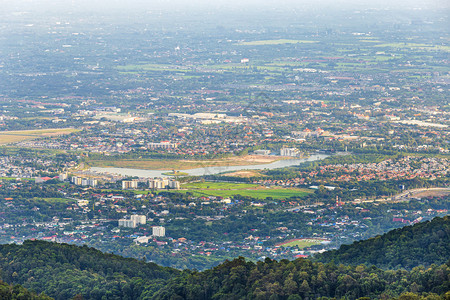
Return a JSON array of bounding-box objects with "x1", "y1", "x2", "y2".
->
[{"x1": 0, "y1": 216, "x2": 448, "y2": 300}]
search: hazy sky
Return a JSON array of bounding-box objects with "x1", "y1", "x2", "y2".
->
[{"x1": 1, "y1": 0, "x2": 449, "y2": 13}]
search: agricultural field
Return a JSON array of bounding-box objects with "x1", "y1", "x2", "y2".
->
[
  {"x1": 0, "y1": 128, "x2": 79, "y2": 145},
  {"x1": 237, "y1": 39, "x2": 317, "y2": 46},
  {"x1": 276, "y1": 238, "x2": 329, "y2": 249},
  {"x1": 178, "y1": 181, "x2": 313, "y2": 199}
]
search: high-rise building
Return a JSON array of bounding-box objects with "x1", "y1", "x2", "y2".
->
[
  {"x1": 280, "y1": 147, "x2": 300, "y2": 157},
  {"x1": 72, "y1": 176, "x2": 83, "y2": 185},
  {"x1": 59, "y1": 173, "x2": 68, "y2": 181},
  {"x1": 71, "y1": 176, "x2": 98, "y2": 187},
  {"x1": 118, "y1": 219, "x2": 136, "y2": 228},
  {"x1": 88, "y1": 179, "x2": 98, "y2": 187},
  {"x1": 131, "y1": 215, "x2": 146, "y2": 225},
  {"x1": 168, "y1": 179, "x2": 180, "y2": 190},
  {"x1": 152, "y1": 226, "x2": 165, "y2": 237},
  {"x1": 122, "y1": 180, "x2": 139, "y2": 189},
  {"x1": 148, "y1": 178, "x2": 180, "y2": 190}
]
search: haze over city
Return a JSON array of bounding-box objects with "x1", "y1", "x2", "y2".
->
[{"x1": 0, "y1": 0, "x2": 448, "y2": 299}]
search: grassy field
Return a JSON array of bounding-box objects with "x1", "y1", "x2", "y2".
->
[
  {"x1": 177, "y1": 181, "x2": 312, "y2": 200},
  {"x1": 223, "y1": 170, "x2": 265, "y2": 178},
  {"x1": 374, "y1": 43, "x2": 450, "y2": 52},
  {"x1": 162, "y1": 171, "x2": 189, "y2": 176},
  {"x1": 277, "y1": 238, "x2": 327, "y2": 249},
  {"x1": 34, "y1": 197, "x2": 73, "y2": 204},
  {"x1": 237, "y1": 39, "x2": 317, "y2": 46},
  {"x1": 0, "y1": 128, "x2": 79, "y2": 145}
]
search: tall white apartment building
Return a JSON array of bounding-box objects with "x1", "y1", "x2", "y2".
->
[
  {"x1": 152, "y1": 226, "x2": 165, "y2": 237},
  {"x1": 131, "y1": 215, "x2": 146, "y2": 225},
  {"x1": 280, "y1": 147, "x2": 300, "y2": 157},
  {"x1": 122, "y1": 180, "x2": 139, "y2": 189},
  {"x1": 118, "y1": 219, "x2": 136, "y2": 228}
]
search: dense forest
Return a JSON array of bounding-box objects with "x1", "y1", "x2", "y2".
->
[
  {"x1": 315, "y1": 216, "x2": 450, "y2": 270},
  {"x1": 0, "y1": 217, "x2": 449, "y2": 299},
  {"x1": 0, "y1": 241, "x2": 178, "y2": 300},
  {"x1": 153, "y1": 258, "x2": 450, "y2": 300},
  {"x1": 0, "y1": 280, "x2": 52, "y2": 300}
]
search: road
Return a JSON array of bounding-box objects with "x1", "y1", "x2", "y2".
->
[{"x1": 287, "y1": 187, "x2": 449, "y2": 210}]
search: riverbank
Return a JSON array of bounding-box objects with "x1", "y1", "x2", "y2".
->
[
  {"x1": 89, "y1": 154, "x2": 329, "y2": 178},
  {"x1": 88, "y1": 155, "x2": 291, "y2": 171}
]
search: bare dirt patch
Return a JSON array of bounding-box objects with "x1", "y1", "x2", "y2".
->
[
  {"x1": 224, "y1": 170, "x2": 264, "y2": 178},
  {"x1": 412, "y1": 189, "x2": 450, "y2": 198}
]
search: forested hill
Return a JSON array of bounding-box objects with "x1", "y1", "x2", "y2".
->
[
  {"x1": 0, "y1": 240, "x2": 179, "y2": 300},
  {"x1": 152, "y1": 257, "x2": 450, "y2": 300},
  {"x1": 0, "y1": 280, "x2": 52, "y2": 300},
  {"x1": 0, "y1": 217, "x2": 449, "y2": 300},
  {"x1": 315, "y1": 216, "x2": 450, "y2": 270}
]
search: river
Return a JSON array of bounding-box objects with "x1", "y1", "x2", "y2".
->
[{"x1": 89, "y1": 154, "x2": 329, "y2": 178}]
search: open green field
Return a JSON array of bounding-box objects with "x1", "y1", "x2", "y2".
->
[
  {"x1": 277, "y1": 238, "x2": 327, "y2": 249},
  {"x1": 0, "y1": 177, "x2": 35, "y2": 181},
  {"x1": 34, "y1": 197, "x2": 73, "y2": 204},
  {"x1": 374, "y1": 43, "x2": 450, "y2": 52},
  {"x1": 178, "y1": 181, "x2": 312, "y2": 199},
  {"x1": 162, "y1": 171, "x2": 189, "y2": 176},
  {"x1": 0, "y1": 128, "x2": 80, "y2": 145},
  {"x1": 237, "y1": 39, "x2": 317, "y2": 46}
]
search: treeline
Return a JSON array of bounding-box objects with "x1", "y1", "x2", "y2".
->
[
  {"x1": 152, "y1": 257, "x2": 450, "y2": 300},
  {"x1": 0, "y1": 241, "x2": 179, "y2": 300},
  {"x1": 315, "y1": 216, "x2": 450, "y2": 270},
  {"x1": 0, "y1": 217, "x2": 449, "y2": 299},
  {"x1": 0, "y1": 280, "x2": 52, "y2": 300}
]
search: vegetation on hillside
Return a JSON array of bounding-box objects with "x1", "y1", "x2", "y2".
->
[
  {"x1": 0, "y1": 217, "x2": 449, "y2": 299},
  {"x1": 153, "y1": 257, "x2": 450, "y2": 300},
  {"x1": 0, "y1": 280, "x2": 52, "y2": 300},
  {"x1": 0, "y1": 241, "x2": 178, "y2": 300},
  {"x1": 315, "y1": 216, "x2": 450, "y2": 270}
]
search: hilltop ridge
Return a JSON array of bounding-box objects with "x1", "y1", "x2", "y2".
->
[
  {"x1": 315, "y1": 216, "x2": 450, "y2": 270},
  {"x1": 0, "y1": 217, "x2": 448, "y2": 299}
]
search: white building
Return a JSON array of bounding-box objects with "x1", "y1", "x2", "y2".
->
[
  {"x1": 134, "y1": 236, "x2": 151, "y2": 244},
  {"x1": 254, "y1": 150, "x2": 271, "y2": 155},
  {"x1": 148, "y1": 178, "x2": 180, "y2": 190},
  {"x1": 88, "y1": 179, "x2": 98, "y2": 187},
  {"x1": 152, "y1": 226, "x2": 165, "y2": 237},
  {"x1": 149, "y1": 178, "x2": 167, "y2": 189},
  {"x1": 122, "y1": 180, "x2": 139, "y2": 189},
  {"x1": 118, "y1": 219, "x2": 136, "y2": 228},
  {"x1": 131, "y1": 215, "x2": 146, "y2": 225},
  {"x1": 72, "y1": 176, "x2": 97, "y2": 187},
  {"x1": 148, "y1": 142, "x2": 177, "y2": 149},
  {"x1": 59, "y1": 173, "x2": 68, "y2": 181},
  {"x1": 168, "y1": 179, "x2": 180, "y2": 189},
  {"x1": 280, "y1": 147, "x2": 300, "y2": 157},
  {"x1": 72, "y1": 176, "x2": 83, "y2": 185}
]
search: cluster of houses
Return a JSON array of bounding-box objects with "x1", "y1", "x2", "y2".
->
[{"x1": 252, "y1": 156, "x2": 448, "y2": 187}]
